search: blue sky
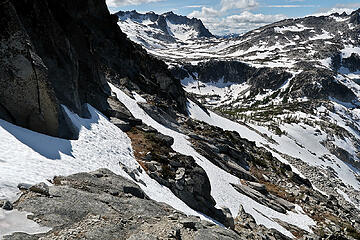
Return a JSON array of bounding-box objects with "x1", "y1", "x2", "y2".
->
[{"x1": 106, "y1": 0, "x2": 360, "y2": 34}]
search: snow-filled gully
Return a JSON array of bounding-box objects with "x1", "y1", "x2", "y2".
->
[{"x1": 110, "y1": 83, "x2": 316, "y2": 238}]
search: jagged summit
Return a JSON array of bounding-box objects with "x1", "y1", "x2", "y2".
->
[{"x1": 116, "y1": 10, "x2": 213, "y2": 44}]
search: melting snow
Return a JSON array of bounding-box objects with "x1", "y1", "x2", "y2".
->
[
  {"x1": 337, "y1": 189, "x2": 360, "y2": 210},
  {"x1": 319, "y1": 57, "x2": 332, "y2": 68},
  {"x1": 309, "y1": 30, "x2": 333, "y2": 41},
  {"x1": 181, "y1": 76, "x2": 250, "y2": 105}
]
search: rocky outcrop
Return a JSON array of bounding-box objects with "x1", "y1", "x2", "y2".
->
[
  {"x1": 11, "y1": 0, "x2": 112, "y2": 116},
  {"x1": 247, "y1": 68, "x2": 292, "y2": 94},
  {"x1": 343, "y1": 53, "x2": 360, "y2": 72},
  {"x1": 106, "y1": 95, "x2": 143, "y2": 132},
  {"x1": 234, "y1": 204, "x2": 291, "y2": 240},
  {"x1": 173, "y1": 60, "x2": 254, "y2": 84},
  {"x1": 289, "y1": 68, "x2": 356, "y2": 102},
  {"x1": 5, "y1": 169, "x2": 240, "y2": 240},
  {"x1": 126, "y1": 125, "x2": 230, "y2": 227}
]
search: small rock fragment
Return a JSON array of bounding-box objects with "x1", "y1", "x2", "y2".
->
[
  {"x1": 30, "y1": 182, "x2": 50, "y2": 196},
  {"x1": 2, "y1": 200, "x2": 13, "y2": 211},
  {"x1": 17, "y1": 183, "x2": 32, "y2": 190}
]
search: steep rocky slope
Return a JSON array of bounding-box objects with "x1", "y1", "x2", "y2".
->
[{"x1": 1, "y1": 1, "x2": 360, "y2": 240}]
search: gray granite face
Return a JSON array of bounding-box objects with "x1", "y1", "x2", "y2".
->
[{"x1": 0, "y1": 0, "x2": 188, "y2": 139}]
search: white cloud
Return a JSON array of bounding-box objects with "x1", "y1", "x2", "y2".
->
[
  {"x1": 220, "y1": 0, "x2": 258, "y2": 12},
  {"x1": 106, "y1": 0, "x2": 163, "y2": 7},
  {"x1": 188, "y1": 7, "x2": 221, "y2": 18},
  {"x1": 189, "y1": 9, "x2": 286, "y2": 35},
  {"x1": 226, "y1": 11, "x2": 286, "y2": 24},
  {"x1": 184, "y1": 5, "x2": 203, "y2": 9},
  {"x1": 267, "y1": 5, "x2": 319, "y2": 8},
  {"x1": 188, "y1": 0, "x2": 286, "y2": 35},
  {"x1": 334, "y1": 3, "x2": 360, "y2": 9},
  {"x1": 188, "y1": 0, "x2": 259, "y2": 19},
  {"x1": 187, "y1": 0, "x2": 360, "y2": 35},
  {"x1": 310, "y1": 3, "x2": 360, "y2": 17}
]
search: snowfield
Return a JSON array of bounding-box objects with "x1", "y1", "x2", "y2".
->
[
  {"x1": 181, "y1": 76, "x2": 251, "y2": 106},
  {"x1": 0, "y1": 105, "x2": 134, "y2": 201}
]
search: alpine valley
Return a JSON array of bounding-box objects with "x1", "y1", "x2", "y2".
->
[{"x1": 0, "y1": 1, "x2": 360, "y2": 239}]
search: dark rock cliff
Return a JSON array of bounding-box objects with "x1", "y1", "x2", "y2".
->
[
  {"x1": 290, "y1": 68, "x2": 357, "y2": 102},
  {"x1": 0, "y1": 0, "x2": 186, "y2": 138},
  {"x1": 0, "y1": 0, "x2": 68, "y2": 137},
  {"x1": 175, "y1": 60, "x2": 254, "y2": 84}
]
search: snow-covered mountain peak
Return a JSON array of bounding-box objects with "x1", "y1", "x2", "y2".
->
[{"x1": 116, "y1": 10, "x2": 214, "y2": 44}]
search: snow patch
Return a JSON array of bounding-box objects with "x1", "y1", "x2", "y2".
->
[
  {"x1": 0, "y1": 210, "x2": 51, "y2": 239},
  {"x1": 274, "y1": 24, "x2": 313, "y2": 34},
  {"x1": 341, "y1": 45, "x2": 360, "y2": 58},
  {"x1": 166, "y1": 20, "x2": 198, "y2": 41},
  {"x1": 309, "y1": 30, "x2": 333, "y2": 41},
  {"x1": 337, "y1": 189, "x2": 360, "y2": 210}
]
